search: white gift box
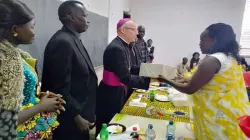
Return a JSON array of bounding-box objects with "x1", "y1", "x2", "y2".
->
[{"x1": 139, "y1": 63, "x2": 177, "y2": 79}]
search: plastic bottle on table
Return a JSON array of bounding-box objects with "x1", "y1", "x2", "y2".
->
[
  {"x1": 130, "y1": 127, "x2": 139, "y2": 140},
  {"x1": 166, "y1": 120, "x2": 175, "y2": 140},
  {"x1": 100, "y1": 123, "x2": 109, "y2": 140},
  {"x1": 149, "y1": 90, "x2": 155, "y2": 102},
  {"x1": 146, "y1": 124, "x2": 156, "y2": 140},
  {"x1": 167, "y1": 134, "x2": 174, "y2": 140}
]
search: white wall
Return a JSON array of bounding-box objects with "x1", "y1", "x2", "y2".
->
[
  {"x1": 131, "y1": 0, "x2": 246, "y2": 66},
  {"x1": 82, "y1": 0, "x2": 131, "y2": 82},
  {"x1": 78, "y1": 0, "x2": 109, "y2": 17},
  {"x1": 92, "y1": 0, "x2": 131, "y2": 82},
  {"x1": 108, "y1": 0, "x2": 131, "y2": 42},
  {"x1": 78, "y1": 0, "x2": 131, "y2": 42},
  {"x1": 22, "y1": 0, "x2": 130, "y2": 83}
]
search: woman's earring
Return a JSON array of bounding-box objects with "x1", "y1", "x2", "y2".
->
[{"x1": 13, "y1": 33, "x2": 18, "y2": 37}]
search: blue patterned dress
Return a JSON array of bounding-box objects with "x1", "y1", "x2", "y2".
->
[{"x1": 17, "y1": 60, "x2": 59, "y2": 140}]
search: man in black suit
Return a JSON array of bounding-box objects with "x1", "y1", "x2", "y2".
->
[
  {"x1": 41, "y1": 1, "x2": 97, "y2": 140},
  {"x1": 96, "y1": 19, "x2": 150, "y2": 136}
]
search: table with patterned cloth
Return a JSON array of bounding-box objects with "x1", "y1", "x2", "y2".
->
[{"x1": 120, "y1": 89, "x2": 191, "y2": 123}]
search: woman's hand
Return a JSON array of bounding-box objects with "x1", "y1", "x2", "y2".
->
[
  {"x1": 38, "y1": 93, "x2": 66, "y2": 114},
  {"x1": 40, "y1": 91, "x2": 66, "y2": 114},
  {"x1": 40, "y1": 91, "x2": 66, "y2": 104}
]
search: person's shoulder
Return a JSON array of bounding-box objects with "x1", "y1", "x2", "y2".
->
[
  {"x1": 50, "y1": 30, "x2": 73, "y2": 43},
  {"x1": 209, "y1": 53, "x2": 229, "y2": 65},
  {"x1": 177, "y1": 63, "x2": 182, "y2": 67},
  {"x1": 46, "y1": 30, "x2": 74, "y2": 49},
  {"x1": 106, "y1": 38, "x2": 123, "y2": 51},
  {"x1": 16, "y1": 48, "x2": 32, "y2": 58},
  {"x1": 209, "y1": 52, "x2": 234, "y2": 72},
  {"x1": 135, "y1": 38, "x2": 141, "y2": 44},
  {"x1": 105, "y1": 42, "x2": 125, "y2": 58}
]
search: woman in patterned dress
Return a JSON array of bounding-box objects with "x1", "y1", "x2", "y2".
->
[
  {"x1": 159, "y1": 23, "x2": 250, "y2": 139},
  {"x1": 0, "y1": 0, "x2": 65, "y2": 139}
]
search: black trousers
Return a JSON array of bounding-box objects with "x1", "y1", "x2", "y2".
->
[
  {"x1": 53, "y1": 115, "x2": 90, "y2": 140},
  {"x1": 127, "y1": 88, "x2": 134, "y2": 100},
  {"x1": 95, "y1": 82, "x2": 127, "y2": 137}
]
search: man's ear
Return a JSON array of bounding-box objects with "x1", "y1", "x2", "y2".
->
[
  {"x1": 68, "y1": 13, "x2": 76, "y2": 23},
  {"x1": 120, "y1": 28, "x2": 126, "y2": 34}
]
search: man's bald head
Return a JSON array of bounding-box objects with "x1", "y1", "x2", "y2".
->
[
  {"x1": 117, "y1": 19, "x2": 137, "y2": 43},
  {"x1": 58, "y1": 1, "x2": 84, "y2": 24},
  {"x1": 58, "y1": 1, "x2": 89, "y2": 33}
]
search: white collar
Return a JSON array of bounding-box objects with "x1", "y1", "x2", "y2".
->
[{"x1": 118, "y1": 36, "x2": 129, "y2": 44}]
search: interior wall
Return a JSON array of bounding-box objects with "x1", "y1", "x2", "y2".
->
[
  {"x1": 108, "y1": 0, "x2": 131, "y2": 43},
  {"x1": 131, "y1": 0, "x2": 246, "y2": 66},
  {"x1": 86, "y1": 0, "x2": 131, "y2": 82},
  {"x1": 20, "y1": 0, "x2": 245, "y2": 82},
  {"x1": 78, "y1": 0, "x2": 131, "y2": 42},
  {"x1": 97, "y1": 0, "x2": 131, "y2": 83},
  {"x1": 21, "y1": 0, "x2": 131, "y2": 83}
]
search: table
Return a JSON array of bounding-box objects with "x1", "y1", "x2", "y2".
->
[
  {"x1": 97, "y1": 114, "x2": 195, "y2": 140},
  {"x1": 120, "y1": 90, "x2": 190, "y2": 123},
  {"x1": 97, "y1": 79, "x2": 196, "y2": 139}
]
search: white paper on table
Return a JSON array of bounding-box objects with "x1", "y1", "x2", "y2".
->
[
  {"x1": 137, "y1": 94, "x2": 143, "y2": 98},
  {"x1": 107, "y1": 134, "x2": 131, "y2": 140},
  {"x1": 129, "y1": 101, "x2": 147, "y2": 107},
  {"x1": 126, "y1": 123, "x2": 140, "y2": 132},
  {"x1": 132, "y1": 98, "x2": 141, "y2": 102},
  {"x1": 109, "y1": 123, "x2": 140, "y2": 139},
  {"x1": 97, "y1": 133, "x2": 131, "y2": 140},
  {"x1": 97, "y1": 123, "x2": 140, "y2": 140}
]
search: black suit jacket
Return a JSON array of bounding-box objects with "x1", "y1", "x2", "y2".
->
[
  {"x1": 41, "y1": 26, "x2": 97, "y2": 124},
  {"x1": 130, "y1": 44, "x2": 142, "y2": 75}
]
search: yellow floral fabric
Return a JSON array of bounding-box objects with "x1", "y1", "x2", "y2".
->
[
  {"x1": 192, "y1": 55, "x2": 250, "y2": 139},
  {"x1": 17, "y1": 102, "x2": 59, "y2": 140}
]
